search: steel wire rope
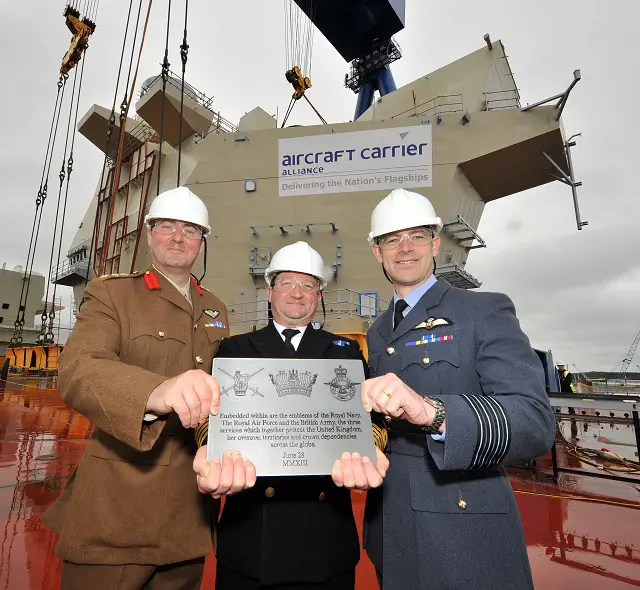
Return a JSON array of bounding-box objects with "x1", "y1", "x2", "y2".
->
[
  {"x1": 176, "y1": 0, "x2": 189, "y2": 186},
  {"x1": 10, "y1": 78, "x2": 67, "y2": 346},
  {"x1": 49, "y1": 51, "x2": 90, "y2": 341},
  {"x1": 156, "y1": 0, "x2": 173, "y2": 197},
  {"x1": 97, "y1": 0, "x2": 147, "y2": 277},
  {"x1": 83, "y1": 0, "x2": 136, "y2": 286},
  {"x1": 40, "y1": 67, "x2": 81, "y2": 344}
]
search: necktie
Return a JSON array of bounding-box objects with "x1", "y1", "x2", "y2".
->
[
  {"x1": 393, "y1": 299, "x2": 409, "y2": 331},
  {"x1": 282, "y1": 328, "x2": 301, "y2": 352}
]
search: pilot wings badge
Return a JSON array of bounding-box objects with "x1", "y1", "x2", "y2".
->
[
  {"x1": 413, "y1": 317, "x2": 454, "y2": 330},
  {"x1": 324, "y1": 365, "x2": 358, "y2": 402}
]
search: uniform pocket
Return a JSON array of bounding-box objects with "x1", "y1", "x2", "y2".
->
[
  {"x1": 409, "y1": 469, "x2": 511, "y2": 514},
  {"x1": 90, "y1": 432, "x2": 173, "y2": 466},
  {"x1": 400, "y1": 329, "x2": 460, "y2": 371}
]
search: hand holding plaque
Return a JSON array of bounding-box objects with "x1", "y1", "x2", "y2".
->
[
  {"x1": 194, "y1": 447, "x2": 256, "y2": 499},
  {"x1": 207, "y1": 358, "x2": 378, "y2": 476}
]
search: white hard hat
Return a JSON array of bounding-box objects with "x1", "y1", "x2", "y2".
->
[
  {"x1": 557, "y1": 361, "x2": 566, "y2": 366},
  {"x1": 265, "y1": 241, "x2": 329, "y2": 289},
  {"x1": 145, "y1": 186, "x2": 211, "y2": 235},
  {"x1": 368, "y1": 188, "x2": 443, "y2": 244}
]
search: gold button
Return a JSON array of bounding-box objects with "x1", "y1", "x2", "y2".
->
[
  {"x1": 158, "y1": 331, "x2": 165, "y2": 338},
  {"x1": 195, "y1": 356, "x2": 203, "y2": 364},
  {"x1": 422, "y1": 357, "x2": 429, "y2": 365},
  {"x1": 193, "y1": 323, "x2": 198, "y2": 330},
  {"x1": 265, "y1": 487, "x2": 275, "y2": 498},
  {"x1": 319, "y1": 492, "x2": 326, "y2": 501},
  {"x1": 386, "y1": 347, "x2": 395, "y2": 355},
  {"x1": 457, "y1": 499, "x2": 467, "y2": 510}
]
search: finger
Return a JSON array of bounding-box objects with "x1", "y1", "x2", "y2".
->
[
  {"x1": 180, "y1": 386, "x2": 200, "y2": 429},
  {"x1": 205, "y1": 375, "x2": 221, "y2": 416},
  {"x1": 375, "y1": 448, "x2": 390, "y2": 477},
  {"x1": 193, "y1": 445, "x2": 209, "y2": 475},
  {"x1": 194, "y1": 376, "x2": 212, "y2": 424},
  {"x1": 244, "y1": 460, "x2": 257, "y2": 489},
  {"x1": 173, "y1": 392, "x2": 192, "y2": 428},
  {"x1": 331, "y1": 459, "x2": 344, "y2": 487},
  {"x1": 197, "y1": 457, "x2": 221, "y2": 494},
  {"x1": 361, "y1": 456, "x2": 384, "y2": 488},
  {"x1": 217, "y1": 450, "x2": 235, "y2": 495},
  {"x1": 228, "y1": 451, "x2": 247, "y2": 495},
  {"x1": 350, "y1": 453, "x2": 369, "y2": 489},
  {"x1": 341, "y1": 452, "x2": 355, "y2": 489},
  {"x1": 361, "y1": 380, "x2": 373, "y2": 412}
]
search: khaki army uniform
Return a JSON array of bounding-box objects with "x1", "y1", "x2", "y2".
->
[{"x1": 41, "y1": 268, "x2": 229, "y2": 572}]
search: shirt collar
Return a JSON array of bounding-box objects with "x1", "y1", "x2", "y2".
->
[
  {"x1": 272, "y1": 320, "x2": 308, "y2": 338},
  {"x1": 393, "y1": 274, "x2": 438, "y2": 312}
]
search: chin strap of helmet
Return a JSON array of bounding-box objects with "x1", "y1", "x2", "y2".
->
[
  {"x1": 319, "y1": 292, "x2": 326, "y2": 329},
  {"x1": 192, "y1": 235, "x2": 207, "y2": 284}
]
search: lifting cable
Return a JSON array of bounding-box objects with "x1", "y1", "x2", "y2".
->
[
  {"x1": 83, "y1": 0, "x2": 137, "y2": 284},
  {"x1": 156, "y1": 0, "x2": 172, "y2": 197},
  {"x1": 39, "y1": 64, "x2": 83, "y2": 344},
  {"x1": 284, "y1": 0, "x2": 315, "y2": 80},
  {"x1": 47, "y1": 54, "x2": 90, "y2": 344},
  {"x1": 97, "y1": 0, "x2": 152, "y2": 278},
  {"x1": 176, "y1": 0, "x2": 189, "y2": 186},
  {"x1": 281, "y1": 0, "x2": 326, "y2": 126},
  {"x1": 9, "y1": 74, "x2": 69, "y2": 347}
]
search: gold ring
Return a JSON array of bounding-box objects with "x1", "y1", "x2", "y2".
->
[{"x1": 381, "y1": 388, "x2": 393, "y2": 398}]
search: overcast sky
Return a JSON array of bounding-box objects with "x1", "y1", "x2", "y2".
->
[{"x1": 1, "y1": 0, "x2": 638, "y2": 371}]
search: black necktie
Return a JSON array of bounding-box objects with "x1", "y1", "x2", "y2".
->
[
  {"x1": 393, "y1": 299, "x2": 409, "y2": 331},
  {"x1": 282, "y1": 328, "x2": 301, "y2": 352}
]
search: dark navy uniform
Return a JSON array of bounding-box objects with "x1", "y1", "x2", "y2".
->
[
  {"x1": 201, "y1": 322, "x2": 370, "y2": 589},
  {"x1": 365, "y1": 277, "x2": 556, "y2": 590}
]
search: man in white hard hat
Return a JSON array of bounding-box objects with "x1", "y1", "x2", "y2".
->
[
  {"x1": 360, "y1": 188, "x2": 556, "y2": 590},
  {"x1": 193, "y1": 241, "x2": 389, "y2": 590},
  {"x1": 556, "y1": 362, "x2": 576, "y2": 393},
  {"x1": 42, "y1": 186, "x2": 229, "y2": 589}
]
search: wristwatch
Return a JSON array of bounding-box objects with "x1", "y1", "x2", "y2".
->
[{"x1": 420, "y1": 396, "x2": 446, "y2": 434}]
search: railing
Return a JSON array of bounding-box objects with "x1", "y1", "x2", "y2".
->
[
  {"x1": 140, "y1": 69, "x2": 215, "y2": 111},
  {"x1": 483, "y1": 89, "x2": 520, "y2": 110},
  {"x1": 50, "y1": 238, "x2": 92, "y2": 283},
  {"x1": 106, "y1": 121, "x2": 157, "y2": 168},
  {"x1": 194, "y1": 111, "x2": 238, "y2": 142},
  {"x1": 390, "y1": 94, "x2": 463, "y2": 120}
]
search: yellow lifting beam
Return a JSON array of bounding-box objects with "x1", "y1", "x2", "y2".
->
[{"x1": 60, "y1": 5, "x2": 96, "y2": 76}]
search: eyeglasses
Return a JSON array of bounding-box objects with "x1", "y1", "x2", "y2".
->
[
  {"x1": 272, "y1": 279, "x2": 320, "y2": 294},
  {"x1": 152, "y1": 221, "x2": 202, "y2": 240},
  {"x1": 377, "y1": 230, "x2": 434, "y2": 250}
]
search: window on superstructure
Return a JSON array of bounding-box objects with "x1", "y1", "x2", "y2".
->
[{"x1": 1, "y1": 303, "x2": 8, "y2": 309}]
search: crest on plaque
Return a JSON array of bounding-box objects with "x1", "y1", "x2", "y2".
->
[
  {"x1": 219, "y1": 367, "x2": 264, "y2": 397},
  {"x1": 269, "y1": 369, "x2": 318, "y2": 397},
  {"x1": 325, "y1": 365, "x2": 358, "y2": 402}
]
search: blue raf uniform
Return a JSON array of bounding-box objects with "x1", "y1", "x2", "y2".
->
[{"x1": 364, "y1": 276, "x2": 556, "y2": 590}]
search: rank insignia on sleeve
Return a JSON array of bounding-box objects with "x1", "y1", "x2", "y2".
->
[
  {"x1": 413, "y1": 317, "x2": 454, "y2": 330},
  {"x1": 332, "y1": 339, "x2": 350, "y2": 347},
  {"x1": 204, "y1": 309, "x2": 220, "y2": 319}
]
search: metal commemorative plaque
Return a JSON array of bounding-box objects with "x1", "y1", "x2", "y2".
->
[{"x1": 207, "y1": 358, "x2": 376, "y2": 476}]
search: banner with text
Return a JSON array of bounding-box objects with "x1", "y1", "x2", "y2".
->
[{"x1": 278, "y1": 125, "x2": 432, "y2": 196}]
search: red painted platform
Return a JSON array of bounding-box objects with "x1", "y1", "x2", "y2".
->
[{"x1": 1, "y1": 377, "x2": 638, "y2": 589}]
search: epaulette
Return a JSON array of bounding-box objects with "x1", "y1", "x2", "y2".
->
[{"x1": 100, "y1": 270, "x2": 141, "y2": 280}]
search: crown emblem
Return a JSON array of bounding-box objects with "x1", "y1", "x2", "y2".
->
[
  {"x1": 269, "y1": 369, "x2": 318, "y2": 397},
  {"x1": 325, "y1": 365, "x2": 358, "y2": 402}
]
